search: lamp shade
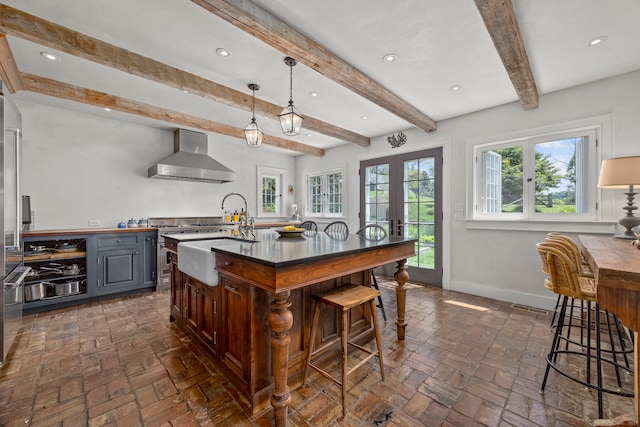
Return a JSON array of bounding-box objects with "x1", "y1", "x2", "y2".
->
[
  {"x1": 597, "y1": 156, "x2": 640, "y2": 188},
  {"x1": 244, "y1": 119, "x2": 263, "y2": 147},
  {"x1": 278, "y1": 103, "x2": 303, "y2": 136}
]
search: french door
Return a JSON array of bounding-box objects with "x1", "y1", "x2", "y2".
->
[{"x1": 360, "y1": 147, "x2": 442, "y2": 286}]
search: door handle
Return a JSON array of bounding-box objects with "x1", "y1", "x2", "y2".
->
[{"x1": 397, "y1": 220, "x2": 404, "y2": 236}]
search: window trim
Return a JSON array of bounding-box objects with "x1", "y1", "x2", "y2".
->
[
  {"x1": 257, "y1": 166, "x2": 285, "y2": 218},
  {"x1": 468, "y1": 115, "x2": 612, "y2": 225},
  {"x1": 304, "y1": 166, "x2": 346, "y2": 218}
]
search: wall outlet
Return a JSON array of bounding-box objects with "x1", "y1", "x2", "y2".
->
[
  {"x1": 454, "y1": 203, "x2": 464, "y2": 212},
  {"x1": 454, "y1": 212, "x2": 464, "y2": 221},
  {"x1": 89, "y1": 219, "x2": 101, "y2": 227}
]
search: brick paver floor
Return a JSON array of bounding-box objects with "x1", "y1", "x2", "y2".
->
[{"x1": 0, "y1": 278, "x2": 634, "y2": 426}]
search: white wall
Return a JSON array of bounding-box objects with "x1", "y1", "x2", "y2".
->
[
  {"x1": 18, "y1": 103, "x2": 296, "y2": 230},
  {"x1": 295, "y1": 70, "x2": 640, "y2": 310}
]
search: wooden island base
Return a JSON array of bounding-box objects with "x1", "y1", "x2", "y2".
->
[
  {"x1": 168, "y1": 247, "x2": 377, "y2": 413},
  {"x1": 165, "y1": 230, "x2": 415, "y2": 426}
]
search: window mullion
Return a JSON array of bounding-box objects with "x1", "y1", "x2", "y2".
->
[{"x1": 523, "y1": 140, "x2": 536, "y2": 218}]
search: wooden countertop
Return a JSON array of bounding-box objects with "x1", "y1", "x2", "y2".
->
[{"x1": 23, "y1": 227, "x2": 158, "y2": 237}]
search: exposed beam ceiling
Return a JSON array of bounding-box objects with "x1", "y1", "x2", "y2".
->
[
  {"x1": 474, "y1": 0, "x2": 539, "y2": 110},
  {"x1": 21, "y1": 73, "x2": 325, "y2": 157},
  {"x1": 0, "y1": 34, "x2": 23, "y2": 92},
  {"x1": 0, "y1": 3, "x2": 367, "y2": 148},
  {"x1": 192, "y1": 0, "x2": 438, "y2": 132}
]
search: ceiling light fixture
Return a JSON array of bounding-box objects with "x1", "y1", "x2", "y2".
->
[
  {"x1": 215, "y1": 48, "x2": 231, "y2": 57},
  {"x1": 279, "y1": 57, "x2": 303, "y2": 136},
  {"x1": 244, "y1": 83, "x2": 263, "y2": 147},
  {"x1": 40, "y1": 52, "x2": 61, "y2": 61},
  {"x1": 587, "y1": 36, "x2": 608, "y2": 46},
  {"x1": 103, "y1": 107, "x2": 111, "y2": 112},
  {"x1": 450, "y1": 85, "x2": 461, "y2": 91},
  {"x1": 309, "y1": 91, "x2": 319, "y2": 97},
  {"x1": 361, "y1": 116, "x2": 369, "y2": 120},
  {"x1": 382, "y1": 53, "x2": 397, "y2": 63}
]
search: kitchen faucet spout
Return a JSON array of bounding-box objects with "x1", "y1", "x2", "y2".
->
[
  {"x1": 221, "y1": 192, "x2": 255, "y2": 239},
  {"x1": 221, "y1": 192, "x2": 248, "y2": 216}
]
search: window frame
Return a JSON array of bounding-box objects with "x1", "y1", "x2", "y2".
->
[
  {"x1": 257, "y1": 166, "x2": 285, "y2": 218},
  {"x1": 472, "y1": 122, "x2": 602, "y2": 222},
  {"x1": 304, "y1": 167, "x2": 345, "y2": 218}
]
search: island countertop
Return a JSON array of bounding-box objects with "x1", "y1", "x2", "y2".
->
[{"x1": 164, "y1": 229, "x2": 416, "y2": 268}]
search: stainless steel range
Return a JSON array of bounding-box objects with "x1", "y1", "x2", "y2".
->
[{"x1": 148, "y1": 216, "x2": 236, "y2": 290}]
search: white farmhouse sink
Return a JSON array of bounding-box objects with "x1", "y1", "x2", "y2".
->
[{"x1": 178, "y1": 239, "x2": 237, "y2": 286}]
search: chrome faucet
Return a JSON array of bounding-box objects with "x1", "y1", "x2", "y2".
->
[{"x1": 221, "y1": 192, "x2": 255, "y2": 240}]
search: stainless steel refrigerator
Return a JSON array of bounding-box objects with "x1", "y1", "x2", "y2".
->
[{"x1": 0, "y1": 81, "x2": 30, "y2": 366}]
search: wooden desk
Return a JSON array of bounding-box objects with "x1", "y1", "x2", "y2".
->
[{"x1": 580, "y1": 234, "x2": 640, "y2": 427}]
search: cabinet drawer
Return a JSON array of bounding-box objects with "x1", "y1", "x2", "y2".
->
[{"x1": 97, "y1": 235, "x2": 139, "y2": 248}]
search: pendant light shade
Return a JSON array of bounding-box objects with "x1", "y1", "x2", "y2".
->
[
  {"x1": 244, "y1": 83, "x2": 263, "y2": 147},
  {"x1": 278, "y1": 57, "x2": 303, "y2": 136}
]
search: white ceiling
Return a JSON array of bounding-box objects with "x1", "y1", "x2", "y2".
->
[{"x1": 4, "y1": 0, "x2": 640, "y2": 154}]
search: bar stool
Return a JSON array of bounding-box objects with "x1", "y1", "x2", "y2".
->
[
  {"x1": 536, "y1": 242, "x2": 633, "y2": 418},
  {"x1": 303, "y1": 284, "x2": 385, "y2": 419},
  {"x1": 356, "y1": 224, "x2": 388, "y2": 321}
]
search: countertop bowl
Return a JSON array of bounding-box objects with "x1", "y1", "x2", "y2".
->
[{"x1": 275, "y1": 228, "x2": 305, "y2": 238}]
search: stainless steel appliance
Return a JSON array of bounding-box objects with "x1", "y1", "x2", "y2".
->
[
  {"x1": 1, "y1": 81, "x2": 30, "y2": 366},
  {"x1": 148, "y1": 217, "x2": 236, "y2": 290}
]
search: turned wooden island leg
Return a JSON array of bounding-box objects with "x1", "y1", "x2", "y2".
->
[
  {"x1": 394, "y1": 259, "x2": 409, "y2": 341},
  {"x1": 269, "y1": 291, "x2": 294, "y2": 427}
]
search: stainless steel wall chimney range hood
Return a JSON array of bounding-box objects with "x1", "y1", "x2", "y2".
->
[{"x1": 148, "y1": 129, "x2": 235, "y2": 183}]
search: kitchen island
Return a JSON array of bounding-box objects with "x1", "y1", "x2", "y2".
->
[{"x1": 164, "y1": 229, "x2": 415, "y2": 426}]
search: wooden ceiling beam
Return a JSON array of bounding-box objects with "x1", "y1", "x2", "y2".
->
[
  {"x1": 192, "y1": 0, "x2": 437, "y2": 133},
  {"x1": 0, "y1": 34, "x2": 24, "y2": 93},
  {"x1": 21, "y1": 73, "x2": 325, "y2": 157},
  {"x1": 474, "y1": 0, "x2": 539, "y2": 110},
  {"x1": 0, "y1": 4, "x2": 366, "y2": 147}
]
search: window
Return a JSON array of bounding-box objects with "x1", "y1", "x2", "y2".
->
[
  {"x1": 257, "y1": 166, "x2": 284, "y2": 217},
  {"x1": 306, "y1": 168, "x2": 344, "y2": 217},
  {"x1": 473, "y1": 126, "x2": 599, "y2": 221}
]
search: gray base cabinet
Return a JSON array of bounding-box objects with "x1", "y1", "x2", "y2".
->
[{"x1": 23, "y1": 230, "x2": 156, "y2": 312}]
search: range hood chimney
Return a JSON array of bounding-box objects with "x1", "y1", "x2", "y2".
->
[{"x1": 148, "y1": 129, "x2": 235, "y2": 183}]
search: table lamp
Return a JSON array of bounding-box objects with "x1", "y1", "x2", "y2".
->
[{"x1": 598, "y1": 156, "x2": 640, "y2": 239}]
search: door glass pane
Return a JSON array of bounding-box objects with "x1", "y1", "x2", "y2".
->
[
  {"x1": 404, "y1": 157, "x2": 436, "y2": 270},
  {"x1": 364, "y1": 164, "x2": 390, "y2": 226}
]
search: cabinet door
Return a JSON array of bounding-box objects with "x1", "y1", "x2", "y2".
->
[
  {"x1": 221, "y1": 275, "x2": 249, "y2": 382},
  {"x1": 142, "y1": 233, "x2": 156, "y2": 287},
  {"x1": 183, "y1": 278, "x2": 199, "y2": 335},
  {"x1": 183, "y1": 276, "x2": 218, "y2": 356},
  {"x1": 198, "y1": 283, "x2": 218, "y2": 355},
  {"x1": 169, "y1": 252, "x2": 183, "y2": 322},
  {"x1": 96, "y1": 248, "x2": 140, "y2": 294}
]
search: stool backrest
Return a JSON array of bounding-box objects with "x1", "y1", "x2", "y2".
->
[
  {"x1": 324, "y1": 221, "x2": 349, "y2": 236},
  {"x1": 299, "y1": 220, "x2": 318, "y2": 232},
  {"x1": 356, "y1": 224, "x2": 387, "y2": 241},
  {"x1": 536, "y1": 241, "x2": 585, "y2": 299}
]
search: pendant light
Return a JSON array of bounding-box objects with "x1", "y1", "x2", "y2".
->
[
  {"x1": 244, "y1": 83, "x2": 263, "y2": 147},
  {"x1": 278, "y1": 57, "x2": 303, "y2": 136}
]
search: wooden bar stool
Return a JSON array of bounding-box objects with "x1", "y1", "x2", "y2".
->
[{"x1": 303, "y1": 284, "x2": 385, "y2": 419}]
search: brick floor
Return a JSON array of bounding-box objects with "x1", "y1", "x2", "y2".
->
[{"x1": 0, "y1": 279, "x2": 634, "y2": 426}]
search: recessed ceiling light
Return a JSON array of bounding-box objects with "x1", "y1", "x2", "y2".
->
[
  {"x1": 306, "y1": 133, "x2": 312, "y2": 137},
  {"x1": 382, "y1": 53, "x2": 397, "y2": 63},
  {"x1": 216, "y1": 48, "x2": 231, "y2": 57},
  {"x1": 181, "y1": 89, "x2": 189, "y2": 94},
  {"x1": 450, "y1": 85, "x2": 461, "y2": 91},
  {"x1": 103, "y1": 107, "x2": 111, "y2": 112},
  {"x1": 361, "y1": 116, "x2": 368, "y2": 120},
  {"x1": 587, "y1": 36, "x2": 608, "y2": 46},
  {"x1": 40, "y1": 52, "x2": 61, "y2": 62},
  {"x1": 309, "y1": 91, "x2": 319, "y2": 97}
]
